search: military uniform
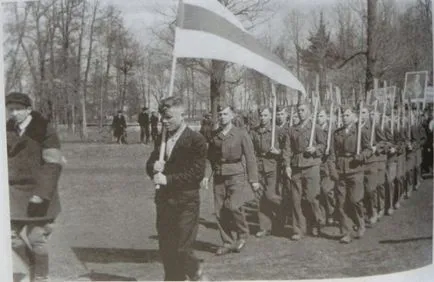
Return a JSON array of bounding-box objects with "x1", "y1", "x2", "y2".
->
[
  {"x1": 250, "y1": 124, "x2": 282, "y2": 234},
  {"x1": 208, "y1": 125, "x2": 258, "y2": 249},
  {"x1": 7, "y1": 97, "x2": 63, "y2": 282},
  {"x1": 362, "y1": 121, "x2": 387, "y2": 223},
  {"x1": 319, "y1": 122, "x2": 338, "y2": 225},
  {"x1": 334, "y1": 122, "x2": 372, "y2": 241},
  {"x1": 282, "y1": 119, "x2": 326, "y2": 237},
  {"x1": 373, "y1": 123, "x2": 389, "y2": 219},
  {"x1": 277, "y1": 120, "x2": 293, "y2": 230},
  {"x1": 412, "y1": 120, "x2": 427, "y2": 190},
  {"x1": 383, "y1": 121, "x2": 399, "y2": 215},
  {"x1": 395, "y1": 122, "x2": 407, "y2": 207}
]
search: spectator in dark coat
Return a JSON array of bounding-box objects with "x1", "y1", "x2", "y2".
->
[
  {"x1": 6, "y1": 92, "x2": 63, "y2": 282},
  {"x1": 150, "y1": 111, "x2": 159, "y2": 145},
  {"x1": 112, "y1": 110, "x2": 127, "y2": 144},
  {"x1": 199, "y1": 112, "x2": 213, "y2": 143},
  {"x1": 138, "y1": 107, "x2": 150, "y2": 144}
]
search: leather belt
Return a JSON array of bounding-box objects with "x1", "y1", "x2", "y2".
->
[{"x1": 220, "y1": 158, "x2": 241, "y2": 164}]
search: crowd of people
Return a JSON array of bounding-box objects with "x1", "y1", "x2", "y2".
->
[
  {"x1": 7, "y1": 89, "x2": 433, "y2": 281},
  {"x1": 146, "y1": 95, "x2": 433, "y2": 280},
  {"x1": 111, "y1": 107, "x2": 160, "y2": 145}
]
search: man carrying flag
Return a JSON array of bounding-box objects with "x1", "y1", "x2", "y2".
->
[{"x1": 146, "y1": 97, "x2": 208, "y2": 281}]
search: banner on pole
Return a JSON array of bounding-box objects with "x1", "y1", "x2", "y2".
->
[{"x1": 173, "y1": 0, "x2": 306, "y2": 95}]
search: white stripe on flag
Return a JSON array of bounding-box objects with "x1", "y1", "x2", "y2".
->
[{"x1": 174, "y1": 28, "x2": 305, "y2": 94}]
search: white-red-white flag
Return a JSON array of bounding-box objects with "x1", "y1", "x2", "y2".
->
[{"x1": 173, "y1": 0, "x2": 306, "y2": 94}]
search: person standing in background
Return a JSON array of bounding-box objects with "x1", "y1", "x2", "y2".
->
[
  {"x1": 112, "y1": 110, "x2": 127, "y2": 144},
  {"x1": 151, "y1": 111, "x2": 160, "y2": 146},
  {"x1": 138, "y1": 107, "x2": 150, "y2": 144}
]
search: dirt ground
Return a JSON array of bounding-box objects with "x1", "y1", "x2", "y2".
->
[{"x1": 24, "y1": 135, "x2": 433, "y2": 281}]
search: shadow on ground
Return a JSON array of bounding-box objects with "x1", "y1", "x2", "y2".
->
[
  {"x1": 148, "y1": 235, "x2": 219, "y2": 254},
  {"x1": 71, "y1": 247, "x2": 160, "y2": 264},
  {"x1": 379, "y1": 236, "x2": 432, "y2": 244},
  {"x1": 77, "y1": 271, "x2": 138, "y2": 281}
]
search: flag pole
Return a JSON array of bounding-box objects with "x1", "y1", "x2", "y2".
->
[
  {"x1": 156, "y1": 0, "x2": 182, "y2": 190},
  {"x1": 357, "y1": 100, "x2": 364, "y2": 155},
  {"x1": 326, "y1": 102, "x2": 334, "y2": 155},
  {"x1": 289, "y1": 105, "x2": 294, "y2": 127},
  {"x1": 370, "y1": 100, "x2": 378, "y2": 147},
  {"x1": 271, "y1": 83, "x2": 277, "y2": 149},
  {"x1": 309, "y1": 97, "x2": 319, "y2": 147}
]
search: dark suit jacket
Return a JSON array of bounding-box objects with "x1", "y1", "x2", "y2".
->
[{"x1": 146, "y1": 126, "x2": 207, "y2": 200}]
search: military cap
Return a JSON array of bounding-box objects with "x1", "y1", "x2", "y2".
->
[
  {"x1": 217, "y1": 102, "x2": 234, "y2": 112},
  {"x1": 158, "y1": 96, "x2": 184, "y2": 113},
  {"x1": 276, "y1": 105, "x2": 287, "y2": 112},
  {"x1": 117, "y1": 110, "x2": 123, "y2": 114},
  {"x1": 257, "y1": 106, "x2": 271, "y2": 114},
  {"x1": 6, "y1": 92, "x2": 32, "y2": 107},
  {"x1": 317, "y1": 106, "x2": 328, "y2": 114},
  {"x1": 340, "y1": 104, "x2": 356, "y2": 113},
  {"x1": 365, "y1": 104, "x2": 377, "y2": 112}
]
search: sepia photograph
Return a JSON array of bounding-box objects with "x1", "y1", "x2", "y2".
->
[{"x1": 1, "y1": 0, "x2": 433, "y2": 281}]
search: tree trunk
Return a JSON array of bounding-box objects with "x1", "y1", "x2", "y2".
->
[
  {"x1": 365, "y1": 0, "x2": 377, "y2": 99},
  {"x1": 210, "y1": 60, "x2": 226, "y2": 121}
]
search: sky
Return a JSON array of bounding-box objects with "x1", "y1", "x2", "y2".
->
[
  {"x1": 105, "y1": 0, "x2": 349, "y2": 43},
  {"x1": 104, "y1": 0, "x2": 417, "y2": 47}
]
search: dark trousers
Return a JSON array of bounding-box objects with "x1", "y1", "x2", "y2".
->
[
  {"x1": 12, "y1": 220, "x2": 53, "y2": 281},
  {"x1": 364, "y1": 164, "x2": 378, "y2": 218},
  {"x1": 320, "y1": 166, "x2": 336, "y2": 223},
  {"x1": 258, "y1": 169, "x2": 282, "y2": 232},
  {"x1": 214, "y1": 174, "x2": 250, "y2": 246},
  {"x1": 376, "y1": 163, "x2": 386, "y2": 213},
  {"x1": 385, "y1": 160, "x2": 397, "y2": 211},
  {"x1": 336, "y1": 172, "x2": 365, "y2": 235},
  {"x1": 290, "y1": 165, "x2": 322, "y2": 235},
  {"x1": 140, "y1": 125, "x2": 150, "y2": 143},
  {"x1": 156, "y1": 192, "x2": 200, "y2": 281}
]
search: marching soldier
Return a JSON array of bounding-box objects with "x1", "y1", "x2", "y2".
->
[
  {"x1": 370, "y1": 108, "x2": 389, "y2": 220},
  {"x1": 276, "y1": 106, "x2": 292, "y2": 230},
  {"x1": 405, "y1": 109, "x2": 416, "y2": 198},
  {"x1": 413, "y1": 110, "x2": 427, "y2": 191},
  {"x1": 395, "y1": 110, "x2": 407, "y2": 209},
  {"x1": 208, "y1": 104, "x2": 259, "y2": 256},
  {"x1": 250, "y1": 107, "x2": 282, "y2": 237},
  {"x1": 6, "y1": 92, "x2": 63, "y2": 282},
  {"x1": 334, "y1": 105, "x2": 372, "y2": 243},
  {"x1": 317, "y1": 107, "x2": 338, "y2": 225},
  {"x1": 360, "y1": 105, "x2": 387, "y2": 225},
  {"x1": 383, "y1": 110, "x2": 399, "y2": 216},
  {"x1": 282, "y1": 101, "x2": 326, "y2": 240}
]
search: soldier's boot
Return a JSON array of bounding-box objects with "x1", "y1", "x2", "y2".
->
[
  {"x1": 368, "y1": 210, "x2": 378, "y2": 226},
  {"x1": 340, "y1": 234, "x2": 352, "y2": 244},
  {"x1": 354, "y1": 226, "x2": 366, "y2": 239},
  {"x1": 377, "y1": 209, "x2": 384, "y2": 220}
]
